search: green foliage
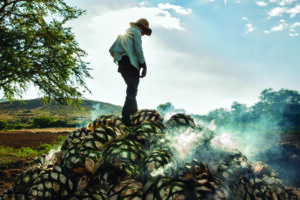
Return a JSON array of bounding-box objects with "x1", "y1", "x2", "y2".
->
[
  {"x1": 32, "y1": 116, "x2": 55, "y2": 128},
  {"x1": 50, "y1": 119, "x2": 69, "y2": 127},
  {"x1": 23, "y1": 109, "x2": 32, "y2": 113},
  {"x1": 0, "y1": 0, "x2": 91, "y2": 106},
  {"x1": 36, "y1": 144, "x2": 51, "y2": 154},
  {"x1": 16, "y1": 147, "x2": 38, "y2": 158},
  {"x1": 0, "y1": 120, "x2": 7, "y2": 130},
  {"x1": 31, "y1": 116, "x2": 73, "y2": 128}
]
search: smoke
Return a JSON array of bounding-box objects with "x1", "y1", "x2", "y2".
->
[
  {"x1": 194, "y1": 114, "x2": 300, "y2": 187},
  {"x1": 165, "y1": 127, "x2": 204, "y2": 160},
  {"x1": 77, "y1": 103, "x2": 111, "y2": 128},
  {"x1": 43, "y1": 147, "x2": 62, "y2": 166},
  {"x1": 90, "y1": 104, "x2": 103, "y2": 121}
]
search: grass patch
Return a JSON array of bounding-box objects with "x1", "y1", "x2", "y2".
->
[{"x1": 0, "y1": 135, "x2": 66, "y2": 168}]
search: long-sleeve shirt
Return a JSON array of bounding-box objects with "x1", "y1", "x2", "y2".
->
[{"x1": 109, "y1": 25, "x2": 146, "y2": 71}]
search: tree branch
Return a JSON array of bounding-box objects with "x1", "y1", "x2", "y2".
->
[{"x1": 0, "y1": 0, "x2": 26, "y2": 21}]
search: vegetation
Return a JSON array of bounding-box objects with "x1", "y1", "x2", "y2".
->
[
  {"x1": 0, "y1": 135, "x2": 66, "y2": 168},
  {"x1": 193, "y1": 88, "x2": 300, "y2": 134},
  {"x1": 0, "y1": 120, "x2": 7, "y2": 130},
  {"x1": 0, "y1": 98, "x2": 122, "y2": 130},
  {"x1": 0, "y1": 0, "x2": 91, "y2": 105}
]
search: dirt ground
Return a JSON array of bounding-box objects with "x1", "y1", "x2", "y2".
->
[
  {"x1": 0, "y1": 128, "x2": 74, "y2": 195},
  {"x1": 0, "y1": 128, "x2": 73, "y2": 148}
]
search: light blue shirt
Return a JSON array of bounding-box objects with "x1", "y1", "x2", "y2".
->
[{"x1": 109, "y1": 26, "x2": 146, "y2": 70}]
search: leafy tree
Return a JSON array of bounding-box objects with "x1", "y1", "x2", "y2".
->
[{"x1": 0, "y1": 0, "x2": 91, "y2": 105}]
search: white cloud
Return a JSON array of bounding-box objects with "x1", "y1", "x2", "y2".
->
[
  {"x1": 242, "y1": 16, "x2": 248, "y2": 20},
  {"x1": 291, "y1": 21, "x2": 300, "y2": 28},
  {"x1": 268, "y1": 7, "x2": 288, "y2": 17},
  {"x1": 245, "y1": 23, "x2": 256, "y2": 33},
  {"x1": 287, "y1": 4, "x2": 300, "y2": 18},
  {"x1": 270, "y1": 23, "x2": 287, "y2": 31},
  {"x1": 265, "y1": 20, "x2": 300, "y2": 36},
  {"x1": 256, "y1": 1, "x2": 268, "y2": 6},
  {"x1": 268, "y1": 5, "x2": 300, "y2": 18},
  {"x1": 269, "y1": 0, "x2": 295, "y2": 6},
  {"x1": 280, "y1": 0, "x2": 295, "y2": 6},
  {"x1": 289, "y1": 32, "x2": 299, "y2": 36},
  {"x1": 158, "y1": 3, "x2": 192, "y2": 15}
]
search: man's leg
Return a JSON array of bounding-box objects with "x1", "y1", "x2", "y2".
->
[
  {"x1": 118, "y1": 56, "x2": 140, "y2": 125},
  {"x1": 122, "y1": 75, "x2": 139, "y2": 124},
  {"x1": 131, "y1": 97, "x2": 138, "y2": 115}
]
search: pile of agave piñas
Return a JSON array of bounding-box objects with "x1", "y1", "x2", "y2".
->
[{"x1": 1, "y1": 109, "x2": 299, "y2": 200}]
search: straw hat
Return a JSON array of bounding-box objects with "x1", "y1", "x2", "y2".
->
[{"x1": 130, "y1": 18, "x2": 152, "y2": 36}]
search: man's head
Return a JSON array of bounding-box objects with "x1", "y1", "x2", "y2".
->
[{"x1": 130, "y1": 18, "x2": 152, "y2": 36}]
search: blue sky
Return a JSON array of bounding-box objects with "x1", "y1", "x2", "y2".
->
[{"x1": 29, "y1": 0, "x2": 300, "y2": 114}]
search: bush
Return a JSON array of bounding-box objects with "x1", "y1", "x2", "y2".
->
[
  {"x1": 50, "y1": 119, "x2": 69, "y2": 127},
  {"x1": 32, "y1": 116, "x2": 54, "y2": 128},
  {"x1": 0, "y1": 120, "x2": 8, "y2": 130},
  {"x1": 14, "y1": 123, "x2": 27, "y2": 129},
  {"x1": 23, "y1": 110, "x2": 32, "y2": 113}
]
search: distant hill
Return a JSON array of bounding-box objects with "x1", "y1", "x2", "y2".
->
[{"x1": 0, "y1": 98, "x2": 122, "y2": 127}]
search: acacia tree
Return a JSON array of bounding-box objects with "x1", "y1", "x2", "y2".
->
[{"x1": 0, "y1": 0, "x2": 91, "y2": 105}]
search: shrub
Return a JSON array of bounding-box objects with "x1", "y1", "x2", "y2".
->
[
  {"x1": 0, "y1": 120, "x2": 8, "y2": 130},
  {"x1": 32, "y1": 116, "x2": 55, "y2": 128},
  {"x1": 50, "y1": 119, "x2": 69, "y2": 127}
]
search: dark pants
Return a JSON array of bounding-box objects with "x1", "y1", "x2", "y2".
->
[{"x1": 118, "y1": 56, "x2": 140, "y2": 123}]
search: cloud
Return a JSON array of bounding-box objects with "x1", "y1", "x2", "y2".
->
[
  {"x1": 158, "y1": 3, "x2": 192, "y2": 15},
  {"x1": 245, "y1": 23, "x2": 256, "y2": 34},
  {"x1": 287, "y1": 4, "x2": 300, "y2": 18},
  {"x1": 265, "y1": 19, "x2": 288, "y2": 32},
  {"x1": 270, "y1": 23, "x2": 288, "y2": 31},
  {"x1": 242, "y1": 17, "x2": 248, "y2": 20},
  {"x1": 289, "y1": 32, "x2": 299, "y2": 36},
  {"x1": 268, "y1": 5, "x2": 300, "y2": 18},
  {"x1": 256, "y1": 1, "x2": 268, "y2": 6},
  {"x1": 268, "y1": 7, "x2": 288, "y2": 17},
  {"x1": 269, "y1": 0, "x2": 296, "y2": 6},
  {"x1": 291, "y1": 21, "x2": 300, "y2": 28},
  {"x1": 264, "y1": 19, "x2": 300, "y2": 36}
]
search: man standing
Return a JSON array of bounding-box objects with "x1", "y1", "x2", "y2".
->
[{"x1": 109, "y1": 18, "x2": 152, "y2": 126}]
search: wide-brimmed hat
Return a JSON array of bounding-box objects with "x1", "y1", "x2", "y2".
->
[{"x1": 130, "y1": 18, "x2": 152, "y2": 36}]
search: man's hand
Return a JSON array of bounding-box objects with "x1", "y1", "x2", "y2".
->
[
  {"x1": 139, "y1": 63, "x2": 147, "y2": 78},
  {"x1": 140, "y1": 66, "x2": 147, "y2": 78}
]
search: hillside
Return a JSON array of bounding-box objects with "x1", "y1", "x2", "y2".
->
[{"x1": 0, "y1": 98, "x2": 122, "y2": 128}]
